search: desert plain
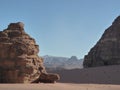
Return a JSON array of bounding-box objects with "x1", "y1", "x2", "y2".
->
[{"x1": 0, "y1": 83, "x2": 120, "y2": 90}]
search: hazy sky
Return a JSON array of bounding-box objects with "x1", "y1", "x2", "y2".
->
[{"x1": 0, "y1": 0, "x2": 120, "y2": 58}]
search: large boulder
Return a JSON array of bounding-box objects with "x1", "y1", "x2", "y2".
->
[
  {"x1": 32, "y1": 73, "x2": 60, "y2": 83},
  {"x1": 0, "y1": 22, "x2": 59, "y2": 83},
  {"x1": 84, "y1": 16, "x2": 120, "y2": 68}
]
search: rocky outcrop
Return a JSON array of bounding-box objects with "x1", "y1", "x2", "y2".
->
[
  {"x1": 32, "y1": 73, "x2": 60, "y2": 83},
  {"x1": 84, "y1": 16, "x2": 120, "y2": 68},
  {"x1": 0, "y1": 22, "x2": 59, "y2": 83}
]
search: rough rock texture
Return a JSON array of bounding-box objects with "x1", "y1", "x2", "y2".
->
[
  {"x1": 32, "y1": 73, "x2": 60, "y2": 83},
  {"x1": 0, "y1": 22, "x2": 59, "y2": 83},
  {"x1": 84, "y1": 16, "x2": 120, "y2": 68}
]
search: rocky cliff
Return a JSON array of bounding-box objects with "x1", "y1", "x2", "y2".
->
[
  {"x1": 0, "y1": 22, "x2": 59, "y2": 83},
  {"x1": 84, "y1": 16, "x2": 120, "y2": 68}
]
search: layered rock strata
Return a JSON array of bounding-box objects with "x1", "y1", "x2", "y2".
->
[
  {"x1": 84, "y1": 16, "x2": 120, "y2": 68},
  {"x1": 0, "y1": 22, "x2": 59, "y2": 83}
]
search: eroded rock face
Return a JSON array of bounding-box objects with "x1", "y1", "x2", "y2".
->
[
  {"x1": 0, "y1": 22, "x2": 59, "y2": 83},
  {"x1": 32, "y1": 73, "x2": 60, "y2": 83},
  {"x1": 84, "y1": 16, "x2": 120, "y2": 68}
]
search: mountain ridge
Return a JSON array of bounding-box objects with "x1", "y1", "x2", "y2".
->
[{"x1": 42, "y1": 55, "x2": 83, "y2": 70}]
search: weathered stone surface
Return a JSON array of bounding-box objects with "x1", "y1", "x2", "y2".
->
[
  {"x1": 0, "y1": 22, "x2": 59, "y2": 83},
  {"x1": 32, "y1": 73, "x2": 60, "y2": 83},
  {"x1": 83, "y1": 16, "x2": 120, "y2": 68},
  {"x1": 39, "y1": 73, "x2": 60, "y2": 83}
]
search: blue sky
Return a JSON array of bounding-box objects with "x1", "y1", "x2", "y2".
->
[{"x1": 0, "y1": 0, "x2": 120, "y2": 58}]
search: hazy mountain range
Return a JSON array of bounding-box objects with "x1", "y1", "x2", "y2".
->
[{"x1": 42, "y1": 55, "x2": 83, "y2": 70}]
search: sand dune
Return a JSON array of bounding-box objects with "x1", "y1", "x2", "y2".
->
[
  {"x1": 49, "y1": 65, "x2": 120, "y2": 84},
  {"x1": 0, "y1": 83, "x2": 120, "y2": 90}
]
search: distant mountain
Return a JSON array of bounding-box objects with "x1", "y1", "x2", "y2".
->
[
  {"x1": 63, "y1": 56, "x2": 83, "y2": 69},
  {"x1": 42, "y1": 55, "x2": 83, "y2": 70}
]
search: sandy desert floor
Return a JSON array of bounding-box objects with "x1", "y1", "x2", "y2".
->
[
  {"x1": 0, "y1": 83, "x2": 120, "y2": 90},
  {"x1": 49, "y1": 65, "x2": 120, "y2": 84}
]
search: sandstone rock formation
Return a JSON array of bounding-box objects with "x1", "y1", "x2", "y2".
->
[
  {"x1": 84, "y1": 16, "x2": 120, "y2": 68},
  {"x1": 32, "y1": 73, "x2": 60, "y2": 83},
  {"x1": 0, "y1": 22, "x2": 59, "y2": 83}
]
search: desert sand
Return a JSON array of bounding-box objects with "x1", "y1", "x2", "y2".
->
[
  {"x1": 50, "y1": 65, "x2": 120, "y2": 84},
  {"x1": 0, "y1": 83, "x2": 120, "y2": 90},
  {"x1": 1, "y1": 65, "x2": 120, "y2": 90}
]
